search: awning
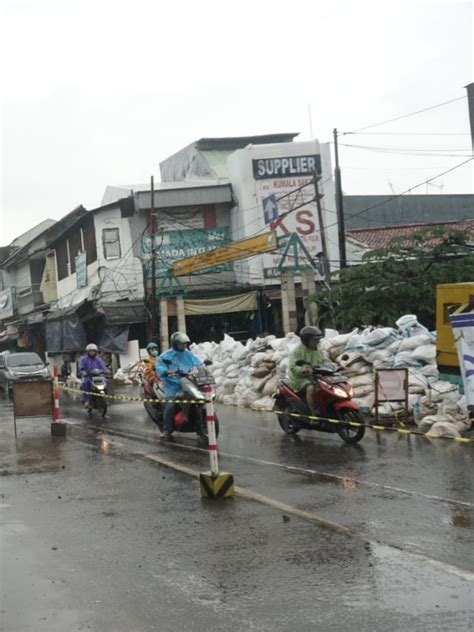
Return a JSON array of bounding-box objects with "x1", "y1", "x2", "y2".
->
[
  {"x1": 96, "y1": 301, "x2": 146, "y2": 325},
  {"x1": 184, "y1": 292, "x2": 257, "y2": 316}
]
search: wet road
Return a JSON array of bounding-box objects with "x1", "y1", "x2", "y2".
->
[{"x1": 1, "y1": 389, "x2": 473, "y2": 631}]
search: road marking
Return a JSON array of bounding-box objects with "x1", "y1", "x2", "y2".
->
[
  {"x1": 69, "y1": 427, "x2": 474, "y2": 583},
  {"x1": 67, "y1": 420, "x2": 474, "y2": 510}
]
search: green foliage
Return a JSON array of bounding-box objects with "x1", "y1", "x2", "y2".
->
[{"x1": 310, "y1": 227, "x2": 474, "y2": 331}]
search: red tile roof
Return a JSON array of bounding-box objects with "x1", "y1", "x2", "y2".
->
[{"x1": 346, "y1": 219, "x2": 474, "y2": 250}]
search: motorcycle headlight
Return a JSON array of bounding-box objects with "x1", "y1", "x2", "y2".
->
[
  {"x1": 347, "y1": 385, "x2": 354, "y2": 398},
  {"x1": 333, "y1": 386, "x2": 349, "y2": 399}
]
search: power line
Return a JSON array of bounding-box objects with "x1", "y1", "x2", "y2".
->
[
  {"x1": 344, "y1": 95, "x2": 467, "y2": 134},
  {"x1": 349, "y1": 132, "x2": 470, "y2": 136},
  {"x1": 322, "y1": 157, "x2": 474, "y2": 231}
]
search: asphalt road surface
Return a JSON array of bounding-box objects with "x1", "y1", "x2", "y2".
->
[{"x1": 1, "y1": 388, "x2": 473, "y2": 631}]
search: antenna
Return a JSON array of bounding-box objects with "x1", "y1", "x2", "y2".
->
[{"x1": 386, "y1": 177, "x2": 396, "y2": 195}]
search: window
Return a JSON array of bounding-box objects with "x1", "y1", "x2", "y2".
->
[{"x1": 102, "y1": 228, "x2": 121, "y2": 260}]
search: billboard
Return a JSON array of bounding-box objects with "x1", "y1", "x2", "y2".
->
[
  {"x1": 173, "y1": 231, "x2": 277, "y2": 276},
  {"x1": 257, "y1": 175, "x2": 322, "y2": 278},
  {"x1": 142, "y1": 227, "x2": 232, "y2": 277}
]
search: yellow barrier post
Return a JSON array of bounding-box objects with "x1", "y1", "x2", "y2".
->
[{"x1": 199, "y1": 385, "x2": 234, "y2": 498}]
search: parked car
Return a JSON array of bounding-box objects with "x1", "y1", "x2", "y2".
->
[{"x1": 0, "y1": 352, "x2": 51, "y2": 395}]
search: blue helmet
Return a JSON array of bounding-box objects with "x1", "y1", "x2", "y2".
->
[{"x1": 146, "y1": 342, "x2": 159, "y2": 352}]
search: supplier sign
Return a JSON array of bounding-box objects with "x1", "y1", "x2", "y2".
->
[{"x1": 253, "y1": 155, "x2": 322, "y2": 179}]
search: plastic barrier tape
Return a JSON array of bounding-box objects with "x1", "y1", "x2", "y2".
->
[
  {"x1": 59, "y1": 384, "x2": 206, "y2": 405},
  {"x1": 59, "y1": 384, "x2": 473, "y2": 445}
]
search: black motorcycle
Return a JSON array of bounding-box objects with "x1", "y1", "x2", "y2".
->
[{"x1": 84, "y1": 369, "x2": 108, "y2": 417}]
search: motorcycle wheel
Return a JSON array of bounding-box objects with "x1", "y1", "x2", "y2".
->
[
  {"x1": 144, "y1": 402, "x2": 164, "y2": 431},
  {"x1": 337, "y1": 408, "x2": 365, "y2": 444},
  {"x1": 276, "y1": 405, "x2": 301, "y2": 435},
  {"x1": 98, "y1": 396, "x2": 108, "y2": 418}
]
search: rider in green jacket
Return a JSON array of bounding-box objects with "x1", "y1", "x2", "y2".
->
[{"x1": 288, "y1": 326, "x2": 325, "y2": 416}]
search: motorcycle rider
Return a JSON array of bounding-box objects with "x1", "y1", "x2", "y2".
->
[
  {"x1": 156, "y1": 332, "x2": 203, "y2": 440},
  {"x1": 288, "y1": 326, "x2": 325, "y2": 417},
  {"x1": 142, "y1": 342, "x2": 159, "y2": 385},
  {"x1": 79, "y1": 343, "x2": 108, "y2": 410}
]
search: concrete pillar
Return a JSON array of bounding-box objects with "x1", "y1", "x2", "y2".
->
[
  {"x1": 303, "y1": 269, "x2": 317, "y2": 298},
  {"x1": 176, "y1": 295, "x2": 186, "y2": 334},
  {"x1": 160, "y1": 298, "x2": 169, "y2": 351},
  {"x1": 281, "y1": 271, "x2": 298, "y2": 334}
]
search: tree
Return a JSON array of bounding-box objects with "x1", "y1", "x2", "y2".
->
[{"x1": 310, "y1": 227, "x2": 474, "y2": 331}]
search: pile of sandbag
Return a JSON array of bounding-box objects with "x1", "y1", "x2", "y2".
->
[
  {"x1": 191, "y1": 333, "x2": 300, "y2": 411},
  {"x1": 190, "y1": 314, "x2": 470, "y2": 438}
]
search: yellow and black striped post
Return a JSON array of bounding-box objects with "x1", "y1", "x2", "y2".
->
[{"x1": 199, "y1": 384, "x2": 234, "y2": 498}]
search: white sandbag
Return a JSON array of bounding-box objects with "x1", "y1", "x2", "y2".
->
[
  {"x1": 427, "y1": 421, "x2": 461, "y2": 438},
  {"x1": 362, "y1": 348, "x2": 393, "y2": 365},
  {"x1": 337, "y1": 352, "x2": 363, "y2": 368},
  {"x1": 396, "y1": 314, "x2": 429, "y2": 337},
  {"x1": 222, "y1": 394, "x2": 236, "y2": 406},
  {"x1": 252, "y1": 375, "x2": 271, "y2": 392},
  {"x1": 328, "y1": 345, "x2": 345, "y2": 361},
  {"x1": 251, "y1": 396, "x2": 275, "y2": 411},
  {"x1": 393, "y1": 350, "x2": 422, "y2": 368},
  {"x1": 387, "y1": 339, "x2": 402, "y2": 353},
  {"x1": 222, "y1": 378, "x2": 239, "y2": 393},
  {"x1": 420, "y1": 365, "x2": 439, "y2": 380},
  {"x1": 327, "y1": 332, "x2": 353, "y2": 348},
  {"x1": 353, "y1": 394, "x2": 375, "y2": 411},
  {"x1": 353, "y1": 384, "x2": 374, "y2": 398},
  {"x1": 250, "y1": 352, "x2": 267, "y2": 367},
  {"x1": 362, "y1": 327, "x2": 399, "y2": 348},
  {"x1": 262, "y1": 374, "x2": 279, "y2": 397},
  {"x1": 398, "y1": 333, "x2": 432, "y2": 352},
  {"x1": 350, "y1": 373, "x2": 374, "y2": 387},
  {"x1": 343, "y1": 362, "x2": 372, "y2": 376},
  {"x1": 269, "y1": 337, "x2": 286, "y2": 351},
  {"x1": 373, "y1": 359, "x2": 394, "y2": 370},
  {"x1": 344, "y1": 331, "x2": 366, "y2": 351},
  {"x1": 411, "y1": 344, "x2": 436, "y2": 364},
  {"x1": 251, "y1": 365, "x2": 271, "y2": 378},
  {"x1": 428, "y1": 380, "x2": 458, "y2": 402},
  {"x1": 323, "y1": 328, "x2": 339, "y2": 340},
  {"x1": 453, "y1": 420, "x2": 471, "y2": 434},
  {"x1": 377, "y1": 402, "x2": 403, "y2": 416},
  {"x1": 278, "y1": 358, "x2": 289, "y2": 376},
  {"x1": 418, "y1": 416, "x2": 437, "y2": 433}
]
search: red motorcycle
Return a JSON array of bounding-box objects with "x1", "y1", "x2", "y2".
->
[{"x1": 273, "y1": 361, "x2": 365, "y2": 444}]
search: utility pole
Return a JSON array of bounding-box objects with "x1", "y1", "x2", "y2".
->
[
  {"x1": 150, "y1": 175, "x2": 157, "y2": 340},
  {"x1": 465, "y1": 83, "x2": 474, "y2": 152},
  {"x1": 333, "y1": 128, "x2": 347, "y2": 268},
  {"x1": 313, "y1": 173, "x2": 330, "y2": 276}
]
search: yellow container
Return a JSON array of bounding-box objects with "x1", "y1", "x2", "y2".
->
[{"x1": 436, "y1": 283, "x2": 474, "y2": 368}]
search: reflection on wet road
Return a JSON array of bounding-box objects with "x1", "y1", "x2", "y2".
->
[{"x1": 1, "y1": 392, "x2": 473, "y2": 631}]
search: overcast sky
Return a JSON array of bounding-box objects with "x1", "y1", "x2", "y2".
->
[{"x1": 1, "y1": 0, "x2": 473, "y2": 246}]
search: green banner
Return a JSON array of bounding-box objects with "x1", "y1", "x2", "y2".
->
[{"x1": 142, "y1": 227, "x2": 232, "y2": 277}]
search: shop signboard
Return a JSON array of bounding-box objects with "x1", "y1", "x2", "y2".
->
[
  {"x1": 75, "y1": 252, "x2": 87, "y2": 288},
  {"x1": 142, "y1": 227, "x2": 232, "y2": 277},
  {"x1": 257, "y1": 173, "x2": 322, "y2": 275},
  {"x1": 173, "y1": 231, "x2": 278, "y2": 277},
  {"x1": 0, "y1": 288, "x2": 15, "y2": 321}
]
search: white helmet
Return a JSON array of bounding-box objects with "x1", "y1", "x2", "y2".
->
[{"x1": 86, "y1": 343, "x2": 98, "y2": 352}]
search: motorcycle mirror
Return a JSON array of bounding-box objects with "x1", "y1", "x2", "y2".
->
[
  {"x1": 295, "y1": 360, "x2": 309, "y2": 366},
  {"x1": 204, "y1": 360, "x2": 212, "y2": 366}
]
